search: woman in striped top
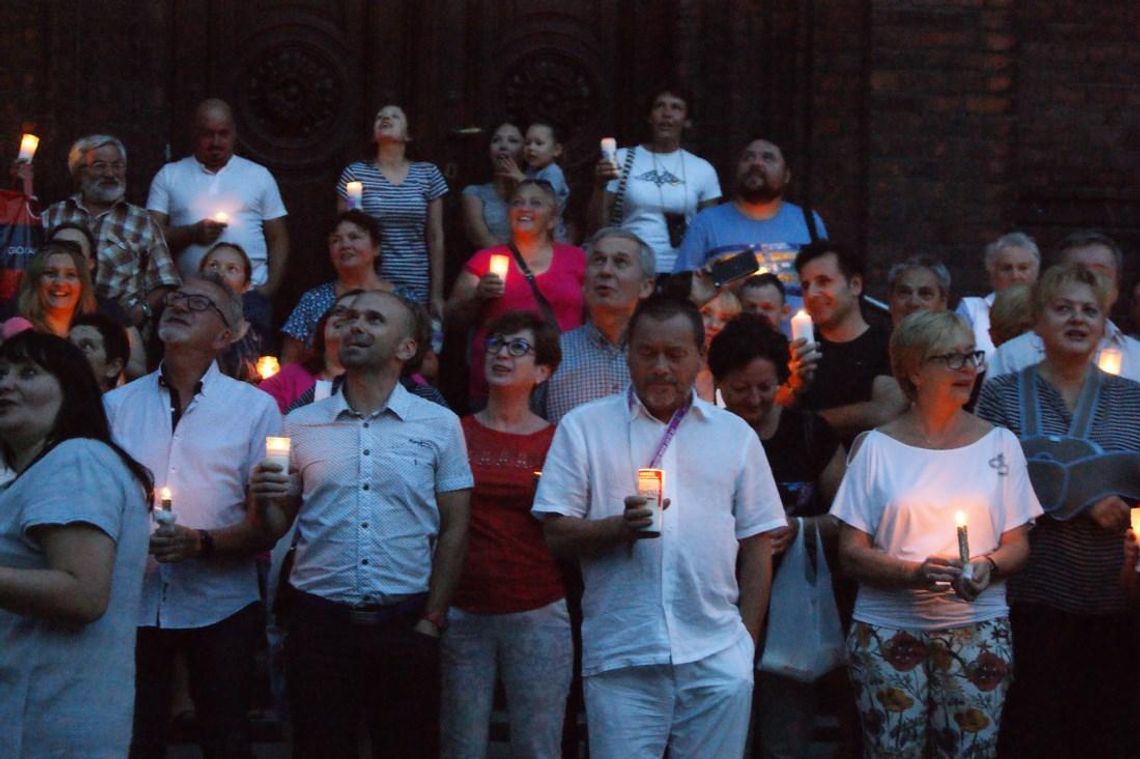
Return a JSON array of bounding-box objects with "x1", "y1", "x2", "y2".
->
[
  {"x1": 337, "y1": 104, "x2": 448, "y2": 315},
  {"x1": 975, "y1": 264, "x2": 1140, "y2": 759}
]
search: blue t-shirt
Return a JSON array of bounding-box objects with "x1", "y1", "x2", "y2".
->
[{"x1": 672, "y1": 201, "x2": 826, "y2": 273}]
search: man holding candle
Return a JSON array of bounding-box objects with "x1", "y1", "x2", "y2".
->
[
  {"x1": 987, "y1": 230, "x2": 1140, "y2": 381},
  {"x1": 104, "y1": 274, "x2": 283, "y2": 758},
  {"x1": 147, "y1": 98, "x2": 290, "y2": 338},
  {"x1": 42, "y1": 134, "x2": 180, "y2": 328},
  {"x1": 544, "y1": 227, "x2": 657, "y2": 423},
  {"x1": 250, "y1": 288, "x2": 472, "y2": 758},
  {"x1": 533, "y1": 296, "x2": 786, "y2": 758}
]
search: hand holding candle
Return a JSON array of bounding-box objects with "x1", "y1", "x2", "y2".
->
[
  {"x1": 791, "y1": 309, "x2": 814, "y2": 345},
  {"x1": 155, "y1": 486, "x2": 177, "y2": 526},
  {"x1": 345, "y1": 181, "x2": 364, "y2": 210},
  {"x1": 265, "y1": 436, "x2": 291, "y2": 471},
  {"x1": 636, "y1": 468, "x2": 665, "y2": 537},
  {"x1": 955, "y1": 510, "x2": 973, "y2": 581}
]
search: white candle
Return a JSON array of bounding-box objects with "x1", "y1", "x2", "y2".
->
[
  {"x1": 256, "y1": 355, "x2": 280, "y2": 380},
  {"x1": 1098, "y1": 347, "x2": 1122, "y2": 376},
  {"x1": 16, "y1": 133, "x2": 39, "y2": 162},
  {"x1": 489, "y1": 254, "x2": 510, "y2": 282},
  {"x1": 956, "y1": 510, "x2": 973, "y2": 580},
  {"x1": 346, "y1": 181, "x2": 364, "y2": 210},
  {"x1": 637, "y1": 468, "x2": 665, "y2": 537},
  {"x1": 790, "y1": 309, "x2": 814, "y2": 344},
  {"x1": 155, "y1": 486, "x2": 176, "y2": 526},
  {"x1": 213, "y1": 211, "x2": 229, "y2": 224},
  {"x1": 265, "y1": 436, "x2": 291, "y2": 471},
  {"x1": 600, "y1": 137, "x2": 617, "y2": 163}
]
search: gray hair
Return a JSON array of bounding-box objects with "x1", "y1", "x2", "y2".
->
[
  {"x1": 984, "y1": 232, "x2": 1040, "y2": 273},
  {"x1": 887, "y1": 255, "x2": 951, "y2": 298},
  {"x1": 67, "y1": 134, "x2": 127, "y2": 178},
  {"x1": 191, "y1": 272, "x2": 244, "y2": 332},
  {"x1": 1058, "y1": 229, "x2": 1124, "y2": 285},
  {"x1": 584, "y1": 226, "x2": 657, "y2": 279}
]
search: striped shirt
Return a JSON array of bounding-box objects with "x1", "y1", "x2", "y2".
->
[
  {"x1": 975, "y1": 368, "x2": 1140, "y2": 614},
  {"x1": 43, "y1": 195, "x2": 180, "y2": 312},
  {"x1": 544, "y1": 321, "x2": 630, "y2": 424},
  {"x1": 337, "y1": 161, "x2": 448, "y2": 303}
]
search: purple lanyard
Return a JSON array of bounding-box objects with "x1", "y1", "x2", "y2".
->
[{"x1": 629, "y1": 386, "x2": 692, "y2": 469}]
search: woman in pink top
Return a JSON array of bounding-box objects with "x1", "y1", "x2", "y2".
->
[{"x1": 447, "y1": 179, "x2": 585, "y2": 408}]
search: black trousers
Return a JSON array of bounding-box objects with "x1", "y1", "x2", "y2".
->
[
  {"x1": 999, "y1": 602, "x2": 1138, "y2": 759},
  {"x1": 130, "y1": 602, "x2": 261, "y2": 759},
  {"x1": 285, "y1": 590, "x2": 440, "y2": 759}
]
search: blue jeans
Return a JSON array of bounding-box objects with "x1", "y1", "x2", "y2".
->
[{"x1": 440, "y1": 599, "x2": 573, "y2": 758}]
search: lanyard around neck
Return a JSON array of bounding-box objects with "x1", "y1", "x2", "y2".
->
[{"x1": 629, "y1": 386, "x2": 692, "y2": 468}]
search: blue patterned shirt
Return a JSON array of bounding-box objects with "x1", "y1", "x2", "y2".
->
[{"x1": 544, "y1": 322, "x2": 630, "y2": 424}]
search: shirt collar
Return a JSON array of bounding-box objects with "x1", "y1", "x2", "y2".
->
[
  {"x1": 156, "y1": 360, "x2": 221, "y2": 397},
  {"x1": 194, "y1": 156, "x2": 234, "y2": 175},
  {"x1": 71, "y1": 193, "x2": 126, "y2": 217},
  {"x1": 625, "y1": 384, "x2": 710, "y2": 423},
  {"x1": 584, "y1": 320, "x2": 626, "y2": 350},
  {"x1": 331, "y1": 377, "x2": 412, "y2": 422}
]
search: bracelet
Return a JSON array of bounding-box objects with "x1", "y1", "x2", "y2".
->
[
  {"x1": 197, "y1": 529, "x2": 215, "y2": 559},
  {"x1": 985, "y1": 555, "x2": 999, "y2": 577}
]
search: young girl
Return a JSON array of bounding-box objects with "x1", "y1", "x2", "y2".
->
[
  {"x1": 198, "y1": 242, "x2": 261, "y2": 382},
  {"x1": 505, "y1": 122, "x2": 571, "y2": 242}
]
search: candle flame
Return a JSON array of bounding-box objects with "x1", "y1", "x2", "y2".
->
[
  {"x1": 1098, "y1": 348, "x2": 1122, "y2": 376},
  {"x1": 256, "y1": 355, "x2": 280, "y2": 380},
  {"x1": 489, "y1": 254, "x2": 510, "y2": 281},
  {"x1": 17, "y1": 133, "x2": 39, "y2": 162},
  {"x1": 213, "y1": 211, "x2": 228, "y2": 223},
  {"x1": 955, "y1": 510, "x2": 967, "y2": 528}
]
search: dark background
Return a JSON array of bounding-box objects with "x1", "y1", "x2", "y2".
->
[{"x1": 3, "y1": 0, "x2": 1136, "y2": 322}]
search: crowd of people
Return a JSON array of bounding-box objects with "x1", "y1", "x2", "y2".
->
[{"x1": 1, "y1": 85, "x2": 1139, "y2": 759}]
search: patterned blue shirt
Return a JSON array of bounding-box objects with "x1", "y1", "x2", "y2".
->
[{"x1": 544, "y1": 322, "x2": 630, "y2": 423}]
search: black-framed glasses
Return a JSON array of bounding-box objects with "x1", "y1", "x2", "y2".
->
[
  {"x1": 484, "y1": 335, "x2": 534, "y2": 357},
  {"x1": 163, "y1": 290, "x2": 231, "y2": 328},
  {"x1": 926, "y1": 350, "x2": 985, "y2": 370}
]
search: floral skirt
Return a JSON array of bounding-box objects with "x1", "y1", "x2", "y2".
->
[{"x1": 846, "y1": 617, "x2": 1013, "y2": 759}]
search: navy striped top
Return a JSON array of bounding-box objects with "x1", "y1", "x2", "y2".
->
[
  {"x1": 337, "y1": 161, "x2": 448, "y2": 302},
  {"x1": 975, "y1": 368, "x2": 1140, "y2": 615}
]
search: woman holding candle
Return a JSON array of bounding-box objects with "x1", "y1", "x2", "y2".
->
[
  {"x1": 3, "y1": 240, "x2": 97, "y2": 339},
  {"x1": 587, "y1": 85, "x2": 721, "y2": 274},
  {"x1": 336, "y1": 104, "x2": 448, "y2": 315},
  {"x1": 975, "y1": 264, "x2": 1140, "y2": 758},
  {"x1": 280, "y1": 210, "x2": 400, "y2": 364},
  {"x1": 0, "y1": 331, "x2": 152, "y2": 756},
  {"x1": 447, "y1": 179, "x2": 586, "y2": 408},
  {"x1": 440, "y1": 310, "x2": 572, "y2": 758},
  {"x1": 461, "y1": 121, "x2": 525, "y2": 250},
  {"x1": 831, "y1": 310, "x2": 1041, "y2": 757}
]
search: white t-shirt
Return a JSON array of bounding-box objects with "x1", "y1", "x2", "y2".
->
[
  {"x1": 146, "y1": 155, "x2": 288, "y2": 286},
  {"x1": 956, "y1": 293, "x2": 997, "y2": 361},
  {"x1": 986, "y1": 319, "x2": 1140, "y2": 382},
  {"x1": 606, "y1": 146, "x2": 721, "y2": 274},
  {"x1": 830, "y1": 427, "x2": 1042, "y2": 630},
  {"x1": 532, "y1": 389, "x2": 786, "y2": 676}
]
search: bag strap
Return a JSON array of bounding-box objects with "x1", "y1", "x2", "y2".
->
[
  {"x1": 801, "y1": 202, "x2": 821, "y2": 243},
  {"x1": 607, "y1": 146, "x2": 638, "y2": 226},
  {"x1": 1068, "y1": 366, "x2": 1102, "y2": 439},
  {"x1": 1018, "y1": 367, "x2": 1041, "y2": 437},
  {"x1": 506, "y1": 243, "x2": 559, "y2": 327}
]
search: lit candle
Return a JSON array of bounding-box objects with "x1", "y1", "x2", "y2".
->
[
  {"x1": 600, "y1": 137, "x2": 617, "y2": 164},
  {"x1": 790, "y1": 309, "x2": 814, "y2": 344},
  {"x1": 345, "y1": 181, "x2": 364, "y2": 210},
  {"x1": 155, "y1": 486, "x2": 176, "y2": 526},
  {"x1": 213, "y1": 211, "x2": 229, "y2": 224},
  {"x1": 16, "y1": 133, "x2": 39, "y2": 162},
  {"x1": 488, "y1": 254, "x2": 510, "y2": 282},
  {"x1": 1131, "y1": 509, "x2": 1140, "y2": 572},
  {"x1": 256, "y1": 355, "x2": 280, "y2": 380},
  {"x1": 637, "y1": 468, "x2": 665, "y2": 537},
  {"x1": 956, "y1": 510, "x2": 973, "y2": 580},
  {"x1": 1097, "y1": 347, "x2": 1122, "y2": 376},
  {"x1": 265, "y1": 436, "x2": 292, "y2": 471}
]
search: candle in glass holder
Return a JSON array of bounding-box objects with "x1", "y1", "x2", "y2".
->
[
  {"x1": 637, "y1": 468, "x2": 665, "y2": 537},
  {"x1": 346, "y1": 181, "x2": 364, "y2": 210},
  {"x1": 256, "y1": 355, "x2": 280, "y2": 380},
  {"x1": 265, "y1": 436, "x2": 291, "y2": 471},
  {"x1": 488, "y1": 254, "x2": 510, "y2": 282},
  {"x1": 16, "y1": 133, "x2": 39, "y2": 162},
  {"x1": 155, "y1": 486, "x2": 176, "y2": 526},
  {"x1": 791, "y1": 309, "x2": 814, "y2": 344},
  {"x1": 600, "y1": 137, "x2": 617, "y2": 164},
  {"x1": 213, "y1": 211, "x2": 229, "y2": 224},
  {"x1": 1097, "y1": 347, "x2": 1122, "y2": 376}
]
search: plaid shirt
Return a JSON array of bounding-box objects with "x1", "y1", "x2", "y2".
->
[
  {"x1": 544, "y1": 321, "x2": 631, "y2": 423},
  {"x1": 43, "y1": 195, "x2": 180, "y2": 311}
]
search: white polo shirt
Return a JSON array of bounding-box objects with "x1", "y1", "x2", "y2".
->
[
  {"x1": 986, "y1": 319, "x2": 1140, "y2": 382},
  {"x1": 105, "y1": 362, "x2": 283, "y2": 629},
  {"x1": 146, "y1": 155, "x2": 288, "y2": 285},
  {"x1": 533, "y1": 389, "x2": 786, "y2": 676}
]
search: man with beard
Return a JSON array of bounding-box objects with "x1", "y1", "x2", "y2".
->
[
  {"x1": 672, "y1": 138, "x2": 825, "y2": 275},
  {"x1": 42, "y1": 134, "x2": 180, "y2": 327}
]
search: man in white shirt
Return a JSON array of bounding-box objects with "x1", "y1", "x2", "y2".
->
[
  {"x1": 147, "y1": 98, "x2": 290, "y2": 336},
  {"x1": 250, "y1": 289, "x2": 472, "y2": 758},
  {"x1": 987, "y1": 230, "x2": 1140, "y2": 381},
  {"x1": 104, "y1": 274, "x2": 282, "y2": 758},
  {"x1": 533, "y1": 296, "x2": 786, "y2": 758}
]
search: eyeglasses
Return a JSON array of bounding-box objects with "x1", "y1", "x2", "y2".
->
[
  {"x1": 925, "y1": 350, "x2": 985, "y2": 370},
  {"x1": 484, "y1": 335, "x2": 535, "y2": 357},
  {"x1": 163, "y1": 291, "x2": 231, "y2": 328}
]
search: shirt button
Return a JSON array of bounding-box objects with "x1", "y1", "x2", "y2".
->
[
  {"x1": 361, "y1": 522, "x2": 369, "y2": 529},
  {"x1": 361, "y1": 559, "x2": 369, "y2": 565},
  {"x1": 363, "y1": 422, "x2": 370, "y2": 429},
  {"x1": 363, "y1": 449, "x2": 370, "y2": 456},
  {"x1": 362, "y1": 483, "x2": 370, "y2": 491}
]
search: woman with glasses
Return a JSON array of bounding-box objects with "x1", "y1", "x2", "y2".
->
[
  {"x1": 440, "y1": 310, "x2": 571, "y2": 758},
  {"x1": 831, "y1": 310, "x2": 1040, "y2": 757},
  {"x1": 447, "y1": 179, "x2": 585, "y2": 409},
  {"x1": 975, "y1": 264, "x2": 1140, "y2": 758},
  {"x1": 280, "y1": 210, "x2": 400, "y2": 364}
]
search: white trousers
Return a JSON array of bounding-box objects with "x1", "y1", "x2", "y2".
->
[{"x1": 584, "y1": 632, "x2": 754, "y2": 759}]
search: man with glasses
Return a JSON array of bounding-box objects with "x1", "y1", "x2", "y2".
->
[
  {"x1": 250, "y1": 288, "x2": 472, "y2": 757},
  {"x1": 42, "y1": 134, "x2": 180, "y2": 327},
  {"x1": 104, "y1": 273, "x2": 282, "y2": 758}
]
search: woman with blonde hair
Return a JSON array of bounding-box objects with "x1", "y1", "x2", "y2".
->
[{"x1": 4, "y1": 241, "x2": 96, "y2": 339}]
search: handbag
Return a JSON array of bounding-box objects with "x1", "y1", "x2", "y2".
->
[{"x1": 759, "y1": 518, "x2": 846, "y2": 683}]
